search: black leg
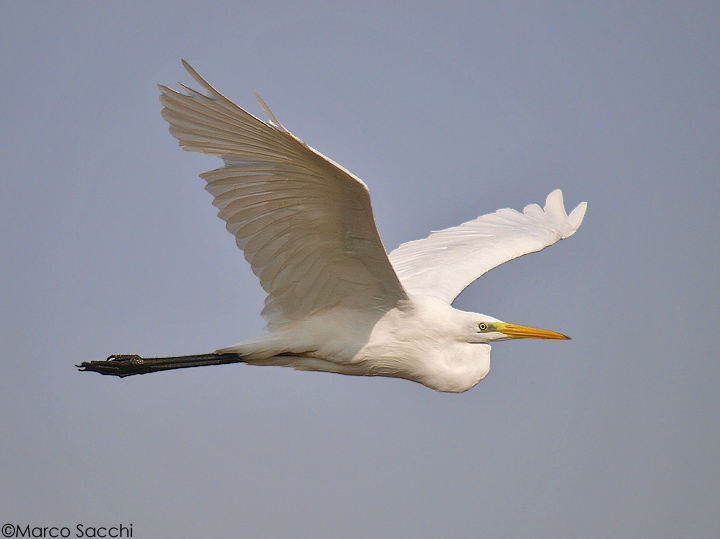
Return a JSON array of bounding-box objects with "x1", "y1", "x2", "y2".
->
[{"x1": 77, "y1": 353, "x2": 245, "y2": 377}]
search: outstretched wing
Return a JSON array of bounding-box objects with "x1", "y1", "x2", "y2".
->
[
  {"x1": 389, "y1": 190, "x2": 586, "y2": 303},
  {"x1": 159, "y1": 61, "x2": 407, "y2": 327}
]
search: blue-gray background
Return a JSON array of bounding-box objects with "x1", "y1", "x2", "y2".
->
[{"x1": 2, "y1": 2, "x2": 718, "y2": 537}]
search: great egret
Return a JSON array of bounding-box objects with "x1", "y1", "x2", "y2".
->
[{"x1": 79, "y1": 60, "x2": 586, "y2": 393}]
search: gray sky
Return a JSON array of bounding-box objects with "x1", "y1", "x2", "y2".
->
[{"x1": 2, "y1": 2, "x2": 719, "y2": 537}]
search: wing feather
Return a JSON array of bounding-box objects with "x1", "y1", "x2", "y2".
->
[
  {"x1": 389, "y1": 190, "x2": 587, "y2": 303},
  {"x1": 159, "y1": 61, "x2": 407, "y2": 327}
]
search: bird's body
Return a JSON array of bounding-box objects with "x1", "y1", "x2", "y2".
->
[
  {"x1": 79, "y1": 61, "x2": 586, "y2": 392},
  {"x1": 221, "y1": 296, "x2": 494, "y2": 393}
]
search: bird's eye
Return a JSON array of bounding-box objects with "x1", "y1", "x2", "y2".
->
[{"x1": 479, "y1": 323, "x2": 488, "y2": 331}]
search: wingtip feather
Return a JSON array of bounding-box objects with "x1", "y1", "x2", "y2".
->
[
  {"x1": 567, "y1": 201, "x2": 587, "y2": 230},
  {"x1": 179, "y1": 60, "x2": 225, "y2": 100},
  {"x1": 545, "y1": 189, "x2": 587, "y2": 237},
  {"x1": 255, "y1": 92, "x2": 288, "y2": 132},
  {"x1": 544, "y1": 189, "x2": 567, "y2": 221},
  {"x1": 545, "y1": 189, "x2": 587, "y2": 234}
]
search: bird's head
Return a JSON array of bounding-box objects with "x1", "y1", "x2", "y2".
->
[
  {"x1": 413, "y1": 298, "x2": 570, "y2": 345},
  {"x1": 470, "y1": 316, "x2": 570, "y2": 344}
]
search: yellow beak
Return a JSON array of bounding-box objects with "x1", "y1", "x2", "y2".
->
[{"x1": 497, "y1": 323, "x2": 570, "y2": 340}]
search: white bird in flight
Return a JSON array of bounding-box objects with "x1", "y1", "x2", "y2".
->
[{"x1": 79, "y1": 60, "x2": 586, "y2": 393}]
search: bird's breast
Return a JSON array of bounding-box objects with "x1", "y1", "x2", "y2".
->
[{"x1": 357, "y1": 309, "x2": 493, "y2": 392}]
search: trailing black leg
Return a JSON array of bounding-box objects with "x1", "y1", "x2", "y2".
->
[{"x1": 77, "y1": 353, "x2": 245, "y2": 377}]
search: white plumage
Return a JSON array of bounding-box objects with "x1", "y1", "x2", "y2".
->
[
  {"x1": 390, "y1": 189, "x2": 586, "y2": 302},
  {"x1": 154, "y1": 60, "x2": 587, "y2": 392}
]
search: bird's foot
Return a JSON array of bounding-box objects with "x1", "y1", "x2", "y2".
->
[{"x1": 77, "y1": 354, "x2": 145, "y2": 377}]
